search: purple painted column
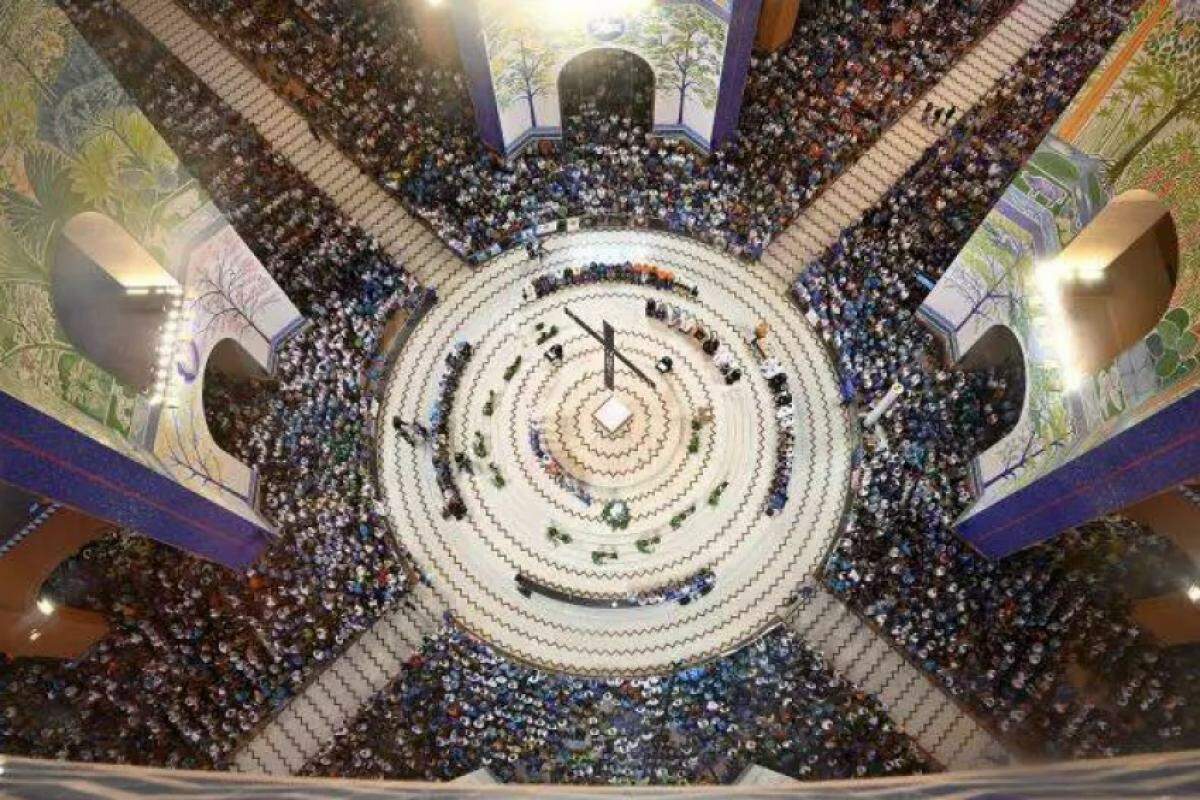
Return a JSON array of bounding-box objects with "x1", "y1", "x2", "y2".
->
[
  {"x1": 957, "y1": 388, "x2": 1200, "y2": 559},
  {"x1": 711, "y1": 0, "x2": 763, "y2": 146},
  {"x1": 450, "y1": 0, "x2": 505, "y2": 153},
  {"x1": 0, "y1": 392, "x2": 271, "y2": 569}
]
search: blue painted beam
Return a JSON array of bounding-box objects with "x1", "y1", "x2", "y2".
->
[
  {"x1": 957, "y1": 387, "x2": 1200, "y2": 558},
  {"x1": 0, "y1": 392, "x2": 271, "y2": 569}
]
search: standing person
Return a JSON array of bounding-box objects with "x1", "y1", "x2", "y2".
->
[{"x1": 392, "y1": 415, "x2": 414, "y2": 445}]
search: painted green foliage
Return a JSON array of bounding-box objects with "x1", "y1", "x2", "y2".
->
[
  {"x1": 1105, "y1": 3, "x2": 1200, "y2": 185},
  {"x1": 0, "y1": 1, "x2": 198, "y2": 436},
  {"x1": 0, "y1": 0, "x2": 69, "y2": 155},
  {"x1": 1065, "y1": 2, "x2": 1200, "y2": 393},
  {"x1": 1147, "y1": 306, "x2": 1199, "y2": 382},
  {"x1": 641, "y1": 3, "x2": 725, "y2": 124}
]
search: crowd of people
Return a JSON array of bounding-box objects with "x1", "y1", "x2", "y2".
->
[
  {"x1": 793, "y1": 0, "x2": 1200, "y2": 760},
  {"x1": 1, "y1": 0, "x2": 1196, "y2": 784},
  {"x1": 0, "y1": 0, "x2": 425, "y2": 769},
  {"x1": 629, "y1": 568, "x2": 717, "y2": 608},
  {"x1": 302, "y1": 626, "x2": 927, "y2": 783},
  {"x1": 645, "y1": 298, "x2": 743, "y2": 386},
  {"x1": 170, "y1": 0, "x2": 1018, "y2": 259},
  {"x1": 527, "y1": 262, "x2": 696, "y2": 302},
  {"x1": 428, "y1": 342, "x2": 474, "y2": 521},
  {"x1": 529, "y1": 422, "x2": 595, "y2": 508}
]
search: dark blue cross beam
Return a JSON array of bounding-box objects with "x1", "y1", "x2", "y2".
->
[{"x1": 563, "y1": 307, "x2": 655, "y2": 390}]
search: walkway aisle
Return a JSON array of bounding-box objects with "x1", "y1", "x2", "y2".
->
[
  {"x1": 758, "y1": 0, "x2": 1077, "y2": 289},
  {"x1": 787, "y1": 590, "x2": 1009, "y2": 771},
  {"x1": 116, "y1": 0, "x2": 464, "y2": 293},
  {"x1": 232, "y1": 583, "x2": 447, "y2": 775}
]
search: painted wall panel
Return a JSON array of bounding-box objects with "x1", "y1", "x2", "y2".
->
[
  {"x1": 920, "y1": 0, "x2": 1200, "y2": 554},
  {"x1": 0, "y1": 0, "x2": 302, "y2": 564}
]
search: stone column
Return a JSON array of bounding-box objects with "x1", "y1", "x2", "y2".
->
[
  {"x1": 1124, "y1": 487, "x2": 1200, "y2": 566},
  {"x1": 0, "y1": 507, "x2": 111, "y2": 659},
  {"x1": 755, "y1": 0, "x2": 800, "y2": 54},
  {"x1": 1133, "y1": 591, "x2": 1200, "y2": 646},
  {"x1": 405, "y1": 0, "x2": 460, "y2": 67}
]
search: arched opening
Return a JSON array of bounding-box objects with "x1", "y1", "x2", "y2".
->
[
  {"x1": 0, "y1": 499, "x2": 112, "y2": 660},
  {"x1": 201, "y1": 338, "x2": 271, "y2": 459},
  {"x1": 50, "y1": 212, "x2": 179, "y2": 392},
  {"x1": 957, "y1": 324, "x2": 1026, "y2": 455},
  {"x1": 1046, "y1": 190, "x2": 1178, "y2": 380},
  {"x1": 558, "y1": 48, "x2": 655, "y2": 147}
]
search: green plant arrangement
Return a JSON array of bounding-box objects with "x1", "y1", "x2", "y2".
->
[
  {"x1": 687, "y1": 415, "x2": 707, "y2": 455},
  {"x1": 482, "y1": 389, "x2": 496, "y2": 417},
  {"x1": 473, "y1": 431, "x2": 488, "y2": 458},
  {"x1": 536, "y1": 325, "x2": 559, "y2": 345},
  {"x1": 636, "y1": 536, "x2": 660, "y2": 554},
  {"x1": 669, "y1": 504, "x2": 696, "y2": 530},
  {"x1": 546, "y1": 525, "x2": 572, "y2": 545},
  {"x1": 503, "y1": 356, "x2": 522, "y2": 381},
  {"x1": 600, "y1": 500, "x2": 631, "y2": 530},
  {"x1": 488, "y1": 462, "x2": 505, "y2": 488},
  {"x1": 591, "y1": 548, "x2": 619, "y2": 565},
  {"x1": 708, "y1": 480, "x2": 728, "y2": 506}
]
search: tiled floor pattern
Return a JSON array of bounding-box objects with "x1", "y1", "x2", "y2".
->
[
  {"x1": 758, "y1": 0, "x2": 1078, "y2": 289},
  {"x1": 110, "y1": 0, "x2": 1055, "y2": 777},
  {"x1": 376, "y1": 231, "x2": 852, "y2": 676},
  {"x1": 787, "y1": 589, "x2": 1010, "y2": 771},
  {"x1": 232, "y1": 582, "x2": 447, "y2": 775},
  {"x1": 116, "y1": 0, "x2": 463, "y2": 291}
]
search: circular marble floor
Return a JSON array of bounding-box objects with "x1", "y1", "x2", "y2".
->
[{"x1": 378, "y1": 231, "x2": 852, "y2": 675}]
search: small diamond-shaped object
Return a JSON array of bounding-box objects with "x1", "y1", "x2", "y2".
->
[{"x1": 594, "y1": 394, "x2": 633, "y2": 433}]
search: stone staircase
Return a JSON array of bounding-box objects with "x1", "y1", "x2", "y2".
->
[
  {"x1": 232, "y1": 582, "x2": 447, "y2": 775},
  {"x1": 759, "y1": 0, "x2": 1078, "y2": 289},
  {"x1": 786, "y1": 590, "x2": 1011, "y2": 771},
  {"x1": 117, "y1": 0, "x2": 464, "y2": 292}
]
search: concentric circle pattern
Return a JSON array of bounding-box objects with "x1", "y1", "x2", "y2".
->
[{"x1": 378, "y1": 231, "x2": 852, "y2": 675}]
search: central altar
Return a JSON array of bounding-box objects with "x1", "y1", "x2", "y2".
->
[{"x1": 594, "y1": 394, "x2": 633, "y2": 434}]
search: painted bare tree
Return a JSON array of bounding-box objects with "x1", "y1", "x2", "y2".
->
[
  {"x1": 487, "y1": 17, "x2": 558, "y2": 129},
  {"x1": 642, "y1": 4, "x2": 725, "y2": 125},
  {"x1": 980, "y1": 364, "x2": 1071, "y2": 490},
  {"x1": 161, "y1": 402, "x2": 225, "y2": 492},
  {"x1": 191, "y1": 252, "x2": 278, "y2": 346},
  {"x1": 947, "y1": 255, "x2": 1018, "y2": 335}
]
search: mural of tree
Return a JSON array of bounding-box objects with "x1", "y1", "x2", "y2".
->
[
  {"x1": 982, "y1": 364, "x2": 1072, "y2": 490},
  {"x1": 947, "y1": 254, "x2": 1018, "y2": 334},
  {"x1": 487, "y1": 18, "x2": 559, "y2": 129},
  {"x1": 1106, "y1": 4, "x2": 1200, "y2": 185},
  {"x1": 641, "y1": 4, "x2": 725, "y2": 125},
  {"x1": 191, "y1": 252, "x2": 279, "y2": 346},
  {"x1": 161, "y1": 402, "x2": 225, "y2": 491},
  {"x1": 69, "y1": 107, "x2": 197, "y2": 251},
  {"x1": 0, "y1": 0, "x2": 69, "y2": 161},
  {"x1": 0, "y1": 278, "x2": 71, "y2": 380},
  {"x1": 1, "y1": 144, "x2": 83, "y2": 273}
]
